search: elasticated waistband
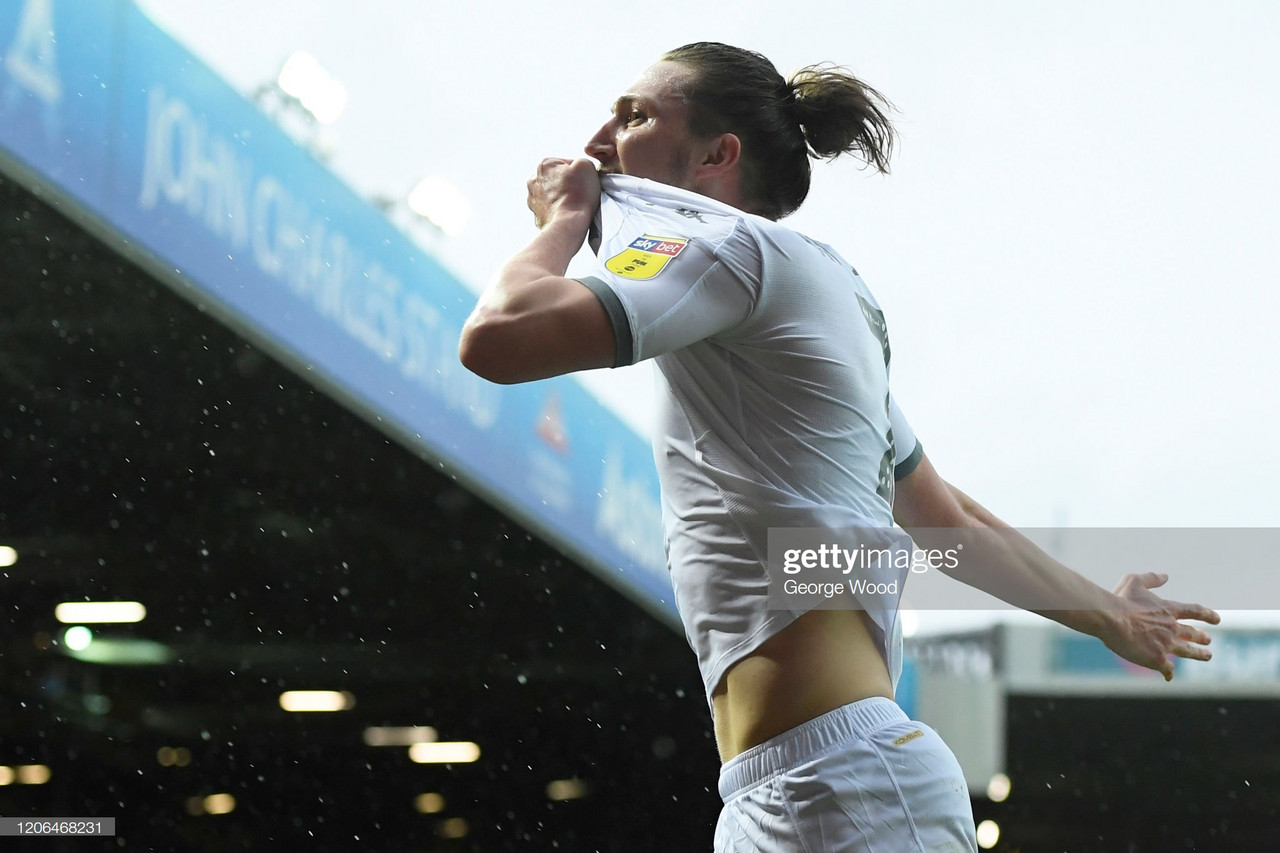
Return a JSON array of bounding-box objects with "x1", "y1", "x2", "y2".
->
[{"x1": 718, "y1": 696, "x2": 907, "y2": 802}]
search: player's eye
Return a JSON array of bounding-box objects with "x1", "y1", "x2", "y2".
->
[{"x1": 625, "y1": 109, "x2": 646, "y2": 126}]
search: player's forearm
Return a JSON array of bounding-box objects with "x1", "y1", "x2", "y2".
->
[
  {"x1": 932, "y1": 485, "x2": 1120, "y2": 639},
  {"x1": 948, "y1": 529, "x2": 1119, "y2": 640},
  {"x1": 483, "y1": 212, "x2": 593, "y2": 315},
  {"x1": 459, "y1": 208, "x2": 612, "y2": 384},
  {"x1": 461, "y1": 213, "x2": 588, "y2": 362}
]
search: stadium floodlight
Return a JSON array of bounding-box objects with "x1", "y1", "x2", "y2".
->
[
  {"x1": 276, "y1": 50, "x2": 347, "y2": 125},
  {"x1": 408, "y1": 741, "x2": 480, "y2": 764},
  {"x1": 986, "y1": 772, "x2": 1012, "y2": 803},
  {"x1": 363, "y1": 725, "x2": 438, "y2": 747},
  {"x1": 414, "y1": 792, "x2": 446, "y2": 814},
  {"x1": 407, "y1": 176, "x2": 471, "y2": 237},
  {"x1": 278, "y1": 690, "x2": 355, "y2": 712},
  {"x1": 16, "y1": 765, "x2": 51, "y2": 786},
  {"x1": 63, "y1": 626, "x2": 93, "y2": 651},
  {"x1": 546, "y1": 778, "x2": 591, "y2": 801},
  {"x1": 55, "y1": 600, "x2": 146, "y2": 624}
]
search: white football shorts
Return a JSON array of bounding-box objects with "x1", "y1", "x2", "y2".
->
[{"x1": 714, "y1": 697, "x2": 978, "y2": 852}]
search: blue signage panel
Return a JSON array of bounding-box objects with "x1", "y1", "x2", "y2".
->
[
  {"x1": 1053, "y1": 629, "x2": 1280, "y2": 683},
  {"x1": 0, "y1": 0, "x2": 114, "y2": 205},
  {"x1": 0, "y1": 0, "x2": 675, "y2": 626}
]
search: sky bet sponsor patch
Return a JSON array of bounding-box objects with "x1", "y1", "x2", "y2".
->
[{"x1": 605, "y1": 235, "x2": 688, "y2": 280}]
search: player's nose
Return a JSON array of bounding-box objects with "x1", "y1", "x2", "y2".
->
[{"x1": 584, "y1": 122, "x2": 615, "y2": 165}]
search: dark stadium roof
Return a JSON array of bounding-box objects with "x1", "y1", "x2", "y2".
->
[{"x1": 0, "y1": 173, "x2": 721, "y2": 850}]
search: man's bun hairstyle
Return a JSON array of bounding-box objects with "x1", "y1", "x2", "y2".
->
[
  {"x1": 789, "y1": 62, "x2": 895, "y2": 173},
  {"x1": 662, "y1": 42, "x2": 896, "y2": 220}
]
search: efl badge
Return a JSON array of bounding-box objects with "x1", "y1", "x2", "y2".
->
[{"x1": 605, "y1": 235, "x2": 688, "y2": 280}]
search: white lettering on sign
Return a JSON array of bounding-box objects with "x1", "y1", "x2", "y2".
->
[
  {"x1": 137, "y1": 86, "x2": 498, "y2": 430},
  {"x1": 3, "y1": 0, "x2": 62, "y2": 105}
]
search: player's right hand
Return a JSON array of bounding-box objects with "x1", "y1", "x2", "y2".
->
[{"x1": 527, "y1": 158, "x2": 601, "y2": 230}]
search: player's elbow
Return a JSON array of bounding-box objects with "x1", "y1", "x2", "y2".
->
[{"x1": 458, "y1": 312, "x2": 524, "y2": 385}]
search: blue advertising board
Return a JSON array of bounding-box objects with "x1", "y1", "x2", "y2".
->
[
  {"x1": 0, "y1": 0, "x2": 674, "y2": 626},
  {"x1": 1054, "y1": 629, "x2": 1280, "y2": 683}
]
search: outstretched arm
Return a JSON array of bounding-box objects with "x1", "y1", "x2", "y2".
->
[
  {"x1": 893, "y1": 453, "x2": 1220, "y2": 680},
  {"x1": 459, "y1": 158, "x2": 616, "y2": 384}
]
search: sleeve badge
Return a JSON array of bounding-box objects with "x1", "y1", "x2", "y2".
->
[{"x1": 605, "y1": 235, "x2": 689, "y2": 280}]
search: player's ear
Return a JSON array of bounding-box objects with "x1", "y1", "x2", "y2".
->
[{"x1": 698, "y1": 132, "x2": 741, "y2": 177}]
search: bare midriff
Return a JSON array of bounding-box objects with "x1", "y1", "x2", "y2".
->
[{"x1": 711, "y1": 608, "x2": 895, "y2": 762}]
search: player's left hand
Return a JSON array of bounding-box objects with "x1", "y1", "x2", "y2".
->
[{"x1": 1100, "y1": 572, "x2": 1220, "y2": 681}]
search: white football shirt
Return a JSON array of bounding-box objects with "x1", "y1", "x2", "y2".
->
[{"x1": 577, "y1": 175, "x2": 923, "y2": 706}]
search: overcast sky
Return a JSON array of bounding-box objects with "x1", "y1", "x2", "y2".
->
[{"x1": 135, "y1": 1, "x2": 1279, "y2": 625}]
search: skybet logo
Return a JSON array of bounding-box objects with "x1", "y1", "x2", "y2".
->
[
  {"x1": 628, "y1": 236, "x2": 687, "y2": 256},
  {"x1": 605, "y1": 234, "x2": 689, "y2": 280}
]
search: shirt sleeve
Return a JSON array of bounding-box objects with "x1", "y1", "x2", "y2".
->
[
  {"x1": 574, "y1": 199, "x2": 759, "y2": 366},
  {"x1": 889, "y1": 394, "x2": 924, "y2": 479}
]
